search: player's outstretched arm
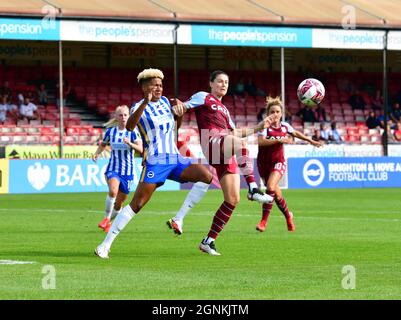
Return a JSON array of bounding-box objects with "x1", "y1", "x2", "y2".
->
[
  {"x1": 293, "y1": 130, "x2": 323, "y2": 147},
  {"x1": 233, "y1": 114, "x2": 275, "y2": 138}
]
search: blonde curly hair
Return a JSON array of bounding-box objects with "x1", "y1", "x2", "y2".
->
[{"x1": 137, "y1": 68, "x2": 164, "y2": 84}]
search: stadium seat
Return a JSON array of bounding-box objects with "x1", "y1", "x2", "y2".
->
[
  {"x1": 40, "y1": 127, "x2": 55, "y2": 135},
  {"x1": 64, "y1": 136, "x2": 79, "y2": 145},
  {"x1": 347, "y1": 128, "x2": 359, "y2": 136},
  {"x1": 358, "y1": 128, "x2": 369, "y2": 135},
  {"x1": 78, "y1": 135, "x2": 93, "y2": 144},
  {"x1": 0, "y1": 135, "x2": 12, "y2": 143},
  {"x1": 14, "y1": 135, "x2": 28, "y2": 144},
  {"x1": 26, "y1": 135, "x2": 40, "y2": 144},
  {"x1": 39, "y1": 135, "x2": 53, "y2": 144},
  {"x1": 66, "y1": 127, "x2": 79, "y2": 136},
  {"x1": 370, "y1": 135, "x2": 382, "y2": 144},
  {"x1": 27, "y1": 127, "x2": 41, "y2": 135}
]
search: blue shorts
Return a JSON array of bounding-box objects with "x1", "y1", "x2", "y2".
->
[
  {"x1": 105, "y1": 172, "x2": 133, "y2": 194},
  {"x1": 140, "y1": 154, "x2": 192, "y2": 186}
]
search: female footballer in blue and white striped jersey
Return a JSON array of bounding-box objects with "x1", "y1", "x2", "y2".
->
[
  {"x1": 93, "y1": 105, "x2": 143, "y2": 233},
  {"x1": 131, "y1": 94, "x2": 180, "y2": 165},
  {"x1": 95, "y1": 69, "x2": 212, "y2": 259}
]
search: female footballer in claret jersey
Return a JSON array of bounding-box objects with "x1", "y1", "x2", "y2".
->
[
  {"x1": 172, "y1": 70, "x2": 275, "y2": 256},
  {"x1": 256, "y1": 96, "x2": 322, "y2": 232}
]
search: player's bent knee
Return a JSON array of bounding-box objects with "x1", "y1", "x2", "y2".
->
[
  {"x1": 109, "y1": 191, "x2": 118, "y2": 198},
  {"x1": 131, "y1": 200, "x2": 146, "y2": 213},
  {"x1": 131, "y1": 204, "x2": 142, "y2": 213},
  {"x1": 205, "y1": 172, "x2": 213, "y2": 184},
  {"x1": 225, "y1": 195, "x2": 240, "y2": 206},
  {"x1": 266, "y1": 184, "x2": 276, "y2": 193}
]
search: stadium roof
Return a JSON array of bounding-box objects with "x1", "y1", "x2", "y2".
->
[{"x1": 1, "y1": 0, "x2": 401, "y2": 28}]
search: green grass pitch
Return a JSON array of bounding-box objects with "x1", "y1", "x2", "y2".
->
[{"x1": 0, "y1": 188, "x2": 400, "y2": 299}]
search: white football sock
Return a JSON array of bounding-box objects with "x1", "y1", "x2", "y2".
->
[
  {"x1": 174, "y1": 182, "x2": 209, "y2": 222},
  {"x1": 204, "y1": 236, "x2": 215, "y2": 245},
  {"x1": 111, "y1": 208, "x2": 121, "y2": 220},
  {"x1": 249, "y1": 182, "x2": 258, "y2": 191},
  {"x1": 101, "y1": 205, "x2": 135, "y2": 250},
  {"x1": 105, "y1": 195, "x2": 116, "y2": 219}
]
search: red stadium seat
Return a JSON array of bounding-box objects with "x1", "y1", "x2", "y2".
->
[
  {"x1": 78, "y1": 135, "x2": 95, "y2": 145},
  {"x1": 346, "y1": 135, "x2": 360, "y2": 143},
  {"x1": 40, "y1": 126, "x2": 55, "y2": 135},
  {"x1": 39, "y1": 135, "x2": 53, "y2": 144},
  {"x1": 66, "y1": 127, "x2": 79, "y2": 136},
  {"x1": 64, "y1": 136, "x2": 79, "y2": 145},
  {"x1": 347, "y1": 128, "x2": 359, "y2": 136}
]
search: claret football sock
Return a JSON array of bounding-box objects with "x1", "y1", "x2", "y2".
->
[
  {"x1": 207, "y1": 201, "x2": 235, "y2": 240},
  {"x1": 275, "y1": 197, "x2": 290, "y2": 219},
  {"x1": 236, "y1": 147, "x2": 256, "y2": 186}
]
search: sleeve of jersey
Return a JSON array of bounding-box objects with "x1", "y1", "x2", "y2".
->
[
  {"x1": 228, "y1": 114, "x2": 236, "y2": 129},
  {"x1": 131, "y1": 128, "x2": 141, "y2": 143},
  {"x1": 161, "y1": 96, "x2": 171, "y2": 108},
  {"x1": 130, "y1": 101, "x2": 142, "y2": 115},
  {"x1": 283, "y1": 122, "x2": 295, "y2": 134},
  {"x1": 103, "y1": 128, "x2": 111, "y2": 143},
  {"x1": 184, "y1": 92, "x2": 208, "y2": 109},
  {"x1": 257, "y1": 128, "x2": 268, "y2": 137}
]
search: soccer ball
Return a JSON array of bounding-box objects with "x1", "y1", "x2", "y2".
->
[{"x1": 297, "y1": 78, "x2": 325, "y2": 108}]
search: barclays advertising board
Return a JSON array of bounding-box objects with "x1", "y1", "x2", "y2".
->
[
  {"x1": 8, "y1": 159, "x2": 179, "y2": 194},
  {"x1": 288, "y1": 157, "x2": 401, "y2": 189}
]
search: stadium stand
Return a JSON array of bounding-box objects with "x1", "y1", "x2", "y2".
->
[
  {"x1": 1, "y1": 0, "x2": 401, "y2": 147},
  {"x1": 1, "y1": 63, "x2": 400, "y2": 145}
]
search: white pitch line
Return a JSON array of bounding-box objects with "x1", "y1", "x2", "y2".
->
[
  {"x1": 0, "y1": 260, "x2": 36, "y2": 265},
  {"x1": 0, "y1": 208, "x2": 399, "y2": 222}
]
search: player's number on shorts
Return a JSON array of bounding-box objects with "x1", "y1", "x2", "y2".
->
[{"x1": 128, "y1": 180, "x2": 133, "y2": 191}]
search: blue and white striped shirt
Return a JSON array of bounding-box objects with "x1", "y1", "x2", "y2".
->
[
  {"x1": 103, "y1": 126, "x2": 139, "y2": 177},
  {"x1": 131, "y1": 96, "x2": 179, "y2": 163}
]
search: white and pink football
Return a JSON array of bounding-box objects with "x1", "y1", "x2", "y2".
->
[{"x1": 297, "y1": 78, "x2": 325, "y2": 108}]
